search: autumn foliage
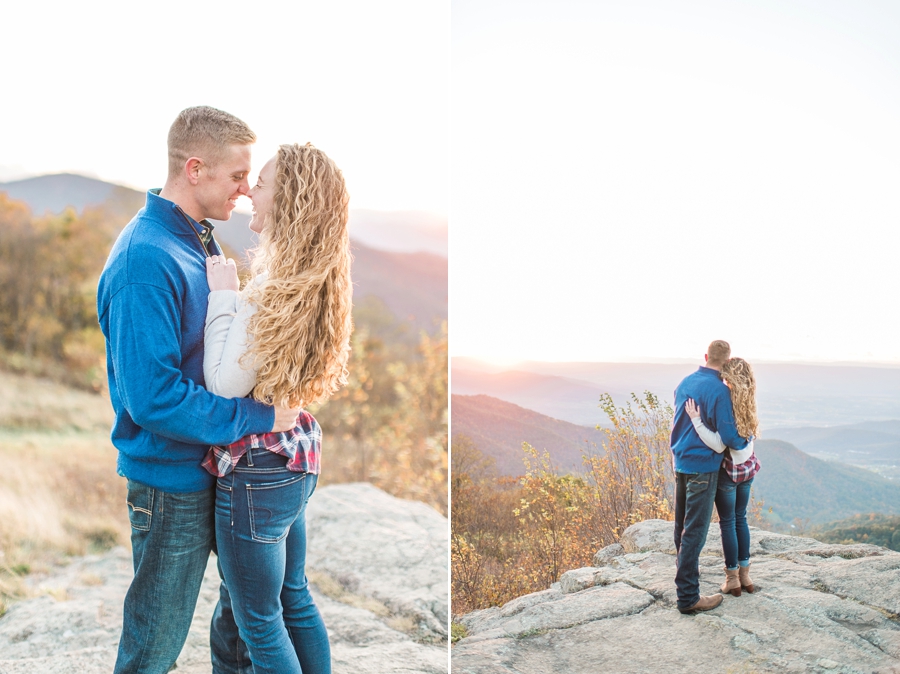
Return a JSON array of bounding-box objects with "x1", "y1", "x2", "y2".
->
[
  {"x1": 0, "y1": 194, "x2": 113, "y2": 388},
  {"x1": 312, "y1": 316, "x2": 448, "y2": 514},
  {"x1": 451, "y1": 392, "x2": 675, "y2": 615},
  {"x1": 0, "y1": 192, "x2": 447, "y2": 513}
]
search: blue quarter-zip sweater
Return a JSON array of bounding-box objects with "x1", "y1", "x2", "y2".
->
[
  {"x1": 671, "y1": 366, "x2": 749, "y2": 474},
  {"x1": 97, "y1": 190, "x2": 274, "y2": 492}
]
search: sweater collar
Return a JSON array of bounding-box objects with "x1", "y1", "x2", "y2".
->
[
  {"x1": 697, "y1": 366, "x2": 723, "y2": 379},
  {"x1": 145, "y1": 189, "x2": 216, "y2": 243}
]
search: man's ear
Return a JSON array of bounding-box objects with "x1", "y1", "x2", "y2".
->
[
  {"x1": 704, "y1": 354, "x2": 708, "y2": 363},
  {"x1": 184, "y1": 157, "x2": 204, "y2": 186}
]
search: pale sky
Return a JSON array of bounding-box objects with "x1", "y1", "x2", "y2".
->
[
  {"x1": 1, "y1": 0, "x2": 448, "y2": 215},
  {"x1": 452, "y1": 0, "x2": 900, "y2": 364}
]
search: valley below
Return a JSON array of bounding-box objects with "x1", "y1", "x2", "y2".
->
[{"x1": 451, "y1": 357, "x2": 900, "y2": 533}]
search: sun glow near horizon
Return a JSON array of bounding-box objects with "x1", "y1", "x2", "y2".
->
[{"x1": 454, "y1": 352, "x2": 900, "y2": 371}]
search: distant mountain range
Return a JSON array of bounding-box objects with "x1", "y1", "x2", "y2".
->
[
  {"x1": 451, "y1": 394, "x2": 605, "y2": 474},
  {"x1": 0, "y1": 173, "x2": 446, "y2": 329},
  {"x1": 811, "y1": 513, "x2": 900, "y2": 551},
  {"x1": 451, "y1": 393, "x2": 900, "y2": 526},
  {"x1": 347, "y1": 209, "x2": 446, "y2": 257},
  {"x1": 350, "y1": 244, "x2": 446, "y2": 331},
  {"x1": 452, "y1": 357, "x2": 900, "y2": 429},
  {"x1": 766, "y1": 421, "x2": 900, "y2": 480},
  {"x1": 752, "y1": 439, "x2": 900, "y2": 526},
  {"x1": 0, "y1": 173, "x2": 447, "y2": 257},
  {"x1": 452, "y1": 369, "x2": 606, "y2": 427},
  {"x1": 0, "y1": 173, "x2": 128, "y2": 214}
]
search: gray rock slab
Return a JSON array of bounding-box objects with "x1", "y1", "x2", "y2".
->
[
  {"x1": 558, "y1": 566, "x2": 600, "y2": 594},
  {"x1": 0, "y1": 484, "x2": 448, "y2": 674},
  {"x1": 620, "y1": 517, "x2": 823, "y2": 556},
  {"x1": 306, "y1": 482, "x2": 449, "y2": 639},
  {"x1": 454, "y1": 520, "x2": 900, "y2": 673},
  {"x1": 459, "y1": 583, "x2": 654, "y2": 642},
  {"x1": 592, "y1": 542, "x2": 624, "y2": 566}
]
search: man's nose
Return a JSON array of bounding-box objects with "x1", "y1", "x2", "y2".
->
[{"x1": 238, "y1": 179, "x2": 250, "y2": 195}]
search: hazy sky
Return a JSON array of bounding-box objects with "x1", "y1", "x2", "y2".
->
[
  {"x1": 452, "y1": 0, "x2": 900, "y2": 364},
  {"x1": 1, "y1": 0, "x2": 448, "y2": 215}
]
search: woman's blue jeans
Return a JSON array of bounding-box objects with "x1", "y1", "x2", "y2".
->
[
  {"x1": 715, "y1": 471, "x2": 754, "y2": 570},
  {"x1": 215, "y1": 448, "x2": 331, "y2": 674}
]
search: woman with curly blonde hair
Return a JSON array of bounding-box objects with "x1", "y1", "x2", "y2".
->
[
  {"x1": 685, "y1": 357, "x2": 761, "y2": 598},
  {"x1": 202, "y1": 142, "x2": 351, "y2": 674}
]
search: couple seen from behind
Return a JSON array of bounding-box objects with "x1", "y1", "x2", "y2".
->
[
  {"x1": 98, "y1": 106, "x2": 351, "y2": 673},
  {"x1": 671, "y1": 339, "x2": 762, "y2": 614}
]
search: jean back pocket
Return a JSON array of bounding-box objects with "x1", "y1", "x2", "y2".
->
[
  {"x1": 686, "y1": 474, "x2": 710, "y2": 496},
  {"x1": 246, "y1": 473, "x2": 308, "y2": 543},
  {"x1": 126, "y1": 480, "x2": 155, "y2": 532}
]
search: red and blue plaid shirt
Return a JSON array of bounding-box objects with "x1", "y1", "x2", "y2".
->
[
  {"x1": 202, "y1": 410, "x2": 321, "y2": 477},
  {"x1": 723, "y1": 450, "x2": 760, "y2": 484}
]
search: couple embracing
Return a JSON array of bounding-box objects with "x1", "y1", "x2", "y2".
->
[
  {"x1": 671, "y1": 340, "x2": 762, "y2": 614},
  {"x1": 98, "y1": 106, "x2": 351, "y2": 673}
]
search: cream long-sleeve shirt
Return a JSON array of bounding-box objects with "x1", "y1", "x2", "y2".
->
[
  {"x1": 203, "y1": 286, "x2": 259, "y2": 399},
  {"x1": 690, "y1": 416, "x2": 755, "y2": 464}
]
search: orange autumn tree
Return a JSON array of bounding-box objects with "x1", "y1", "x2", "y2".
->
[
  {"x1": 312, "y1": 312, "x2": 448, "y2": 514},
  {"x1": 451, "y1": 392, "x2": 675, "y2": 616},
  {"x1": 583, "y1": 392, "x2": 675, "y2": 540},
  {"x1": 0, "y1": 195, "x2": 114, "y2": 388}
]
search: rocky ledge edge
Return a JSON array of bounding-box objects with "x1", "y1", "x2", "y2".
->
[
  {"x1": 453, "y1": 519, "x2": 900, "y2": 674},
  {"x1": 0, "y1": 483, "x2": 448, "y2": 674}
]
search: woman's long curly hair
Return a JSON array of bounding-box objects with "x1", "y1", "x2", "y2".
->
[
  {"x1": 243, "y1": 143, "x2": 352, "y2": 408},
  {"x1": 721, "y1": 357, "x2": 758, "y2": 439}
]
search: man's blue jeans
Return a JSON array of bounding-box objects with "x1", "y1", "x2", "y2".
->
[
  {"x1": 115, "y1": 480, "x2": 249, "y2": 674},
  {"x1": 673, "y1": 470, "x2": 719, "y2": 610},
  {"x1": 214, "y1": 448, "x2": 331, "y2": 674},
  {"x1": 715, "y1": 472, "x2": 754, "y2": 570}
]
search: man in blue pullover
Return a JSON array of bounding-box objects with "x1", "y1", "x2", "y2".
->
[
  {"x1": 98, "y1": 106, "x2": 299, "y2": 674},
  {"x1": 670, "y1": 340, "x2": 748, "y2": 614}
]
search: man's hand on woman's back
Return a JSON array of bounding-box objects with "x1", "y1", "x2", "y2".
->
[{"x1": 272, "y1": 406, "x2": 302, "y2": 432}]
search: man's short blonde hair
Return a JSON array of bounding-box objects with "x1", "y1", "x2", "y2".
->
[
  {"x1": 707, "y1": 340, "x2": 731, "y2": 367},
  {"x1": 167, "y1": 106, "x2": 256, "y2": 179}
]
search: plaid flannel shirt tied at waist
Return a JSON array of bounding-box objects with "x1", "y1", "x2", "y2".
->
[
  {"x1": 202, "y1": 410, "x2": 322, "y2": 477},
  {"x1": 722, "y1": 450, "x2": 760, "y2": 484}
]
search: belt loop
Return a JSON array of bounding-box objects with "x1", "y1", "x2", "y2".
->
[{"x1": 246, "y1": 448, "x2": 255, "y2": 466}]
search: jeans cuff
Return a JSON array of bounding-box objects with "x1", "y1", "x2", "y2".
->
[{"x1": 738, "y1": 559, "x2": 750, "y2": 567}]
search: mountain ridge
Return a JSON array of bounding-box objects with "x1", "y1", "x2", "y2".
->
[
  {"x1": 0, "y1": 173, "x2": 447, "y2": 257},
  {"x1": 0, "y1": 173, "x2": 446, "y2": 329},
  {"x1": 452, "y1": 358, "x2": 900, "y2": 428},
  {"x1": 451, "y1": 394, "x2": 605, "y2": 474},
  {"x1": 451, "y1": 394, "x2": 900, "y2": 526},
  {"x1": 765, "y1": 422, "x2": 900, "y2": 480},
  {"x1": 752, "y1": 439, "x2": 900, "y2": 526}
]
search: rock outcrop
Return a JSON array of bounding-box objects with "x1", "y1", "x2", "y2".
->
[
  {"x1": 0, "y1": 483, "x2": 448, "y2": 674},
  {"x1": 454, "y1": 520, "x2": 900, "y2": 674}
]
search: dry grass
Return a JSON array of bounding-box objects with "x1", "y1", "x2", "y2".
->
[
  {"x1": 307, "y1": 569, "x2": 425, "y2": 639},
  {"x1": 0, "y1": 371, "x2": 126, "y2": 611},
  {"x1": 307, "y1": 569, "x2": 390, "y2": 616},
  {"x1": 0, "y1": 366, "x2": 448, "y2": 618},
  {"x1": 0, "y1": 369, "x2": 114, "y2": 432}
]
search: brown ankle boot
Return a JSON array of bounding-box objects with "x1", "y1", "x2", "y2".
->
[
  {"x1": 720, "y1": 567, "x2": 741, "y2": 596},
  {"x1": 739, "y1": 564, "x2": 755, "y2": 593},
  {"x1": 678, "y1": 593, "x2": 723, "y2": 614}
]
